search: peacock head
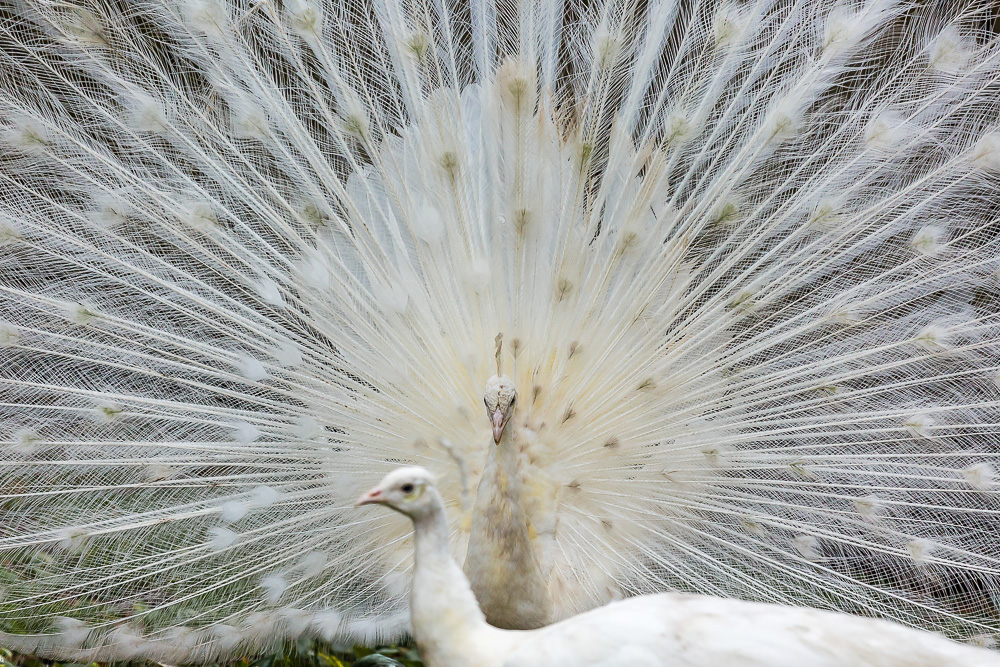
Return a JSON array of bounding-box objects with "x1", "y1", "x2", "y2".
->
[
  {"x1": 356, "y1": 466, "x2": 438, "y2": 518},
  {"x1": 484, "y1": 374, "x2": 517, "y2": 444}
]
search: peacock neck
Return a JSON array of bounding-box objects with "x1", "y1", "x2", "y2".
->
[
  {"x1": 412, "y1": 493, "x2": 462, "y2": 575},
  {"x1": 464, "y1": 424, "x2": 552, "y2": 629},
  {"x1": 409, "y1": 490, "x2": 500, "y2": 665},
  {"x1": 491, "y1": 424, "x2": 523, "y2": 483}
]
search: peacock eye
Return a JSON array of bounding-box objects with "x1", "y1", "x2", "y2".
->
[{"x1": 400, "y1": 483, "x2": 414, "y2": 494}]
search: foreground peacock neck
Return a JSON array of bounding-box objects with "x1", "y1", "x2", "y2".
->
[
  {"x1": 409, "y1": 491, "x2": 506, "y2": 666},
  {"x1": 463, "y1": 425, "x2": 553, "y2": 629}
]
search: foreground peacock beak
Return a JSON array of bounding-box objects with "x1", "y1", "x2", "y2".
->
[
  {"x1": 355, "y1": 487, "x2": 384, "y2": 506},
  {"x1": 492, "y1": 407, "x2": 506, "y2": 444}
]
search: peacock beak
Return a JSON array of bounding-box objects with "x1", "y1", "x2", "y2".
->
[
  {"x1": 355, "y1": 487, "x2": 384, "y2": 506},
  {"x1": 492, "y1": 407, "x2": 506, "y2": 444}
]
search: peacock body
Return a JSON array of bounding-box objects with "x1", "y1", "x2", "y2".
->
[{"x1": 2, "y1": 0, "x2": 1000, "y2": 661}]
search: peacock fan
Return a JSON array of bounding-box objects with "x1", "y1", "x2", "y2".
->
[{"x1": 2, "y1": 0, "x2": 1000, "y2": 662}]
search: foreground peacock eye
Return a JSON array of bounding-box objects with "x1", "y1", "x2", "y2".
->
[{"x1": 400, "y1": 483, "x2": 415, "y2": 494}]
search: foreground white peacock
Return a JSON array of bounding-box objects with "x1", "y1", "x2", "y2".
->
[
  {"x1": 2, "y1": 0, "x2": 1000, "y2": 661},
  {"x1": 359, "y1": 466, "x2": 1000, "y2": 667}
]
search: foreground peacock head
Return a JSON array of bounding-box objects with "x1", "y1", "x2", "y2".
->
[
  {"x1": 484, "y1": 375, "x2": 517, "y2": 444},
  {"x1": 356, "y1": 467, "x2": 439, "y2": 519}
]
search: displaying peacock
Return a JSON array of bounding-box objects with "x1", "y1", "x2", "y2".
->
[{"x1": 2, "y1": 0, "x2": 1000, "y2": 662}]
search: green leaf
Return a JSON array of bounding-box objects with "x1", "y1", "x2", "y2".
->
[{"x1": 352, "y1": 645, "x2": 375, "y2": 658}]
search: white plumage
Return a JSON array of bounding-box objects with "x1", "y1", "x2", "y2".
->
[
  {"x1": 360, "y1": 467, "x2": 1000, "y2": 667},
  {"x1": 463, "y1": 375, "x2": 554, "y2": 629},
  {"x1": 2, "y1": 0, "x2": 1000, "y2": 661}
]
